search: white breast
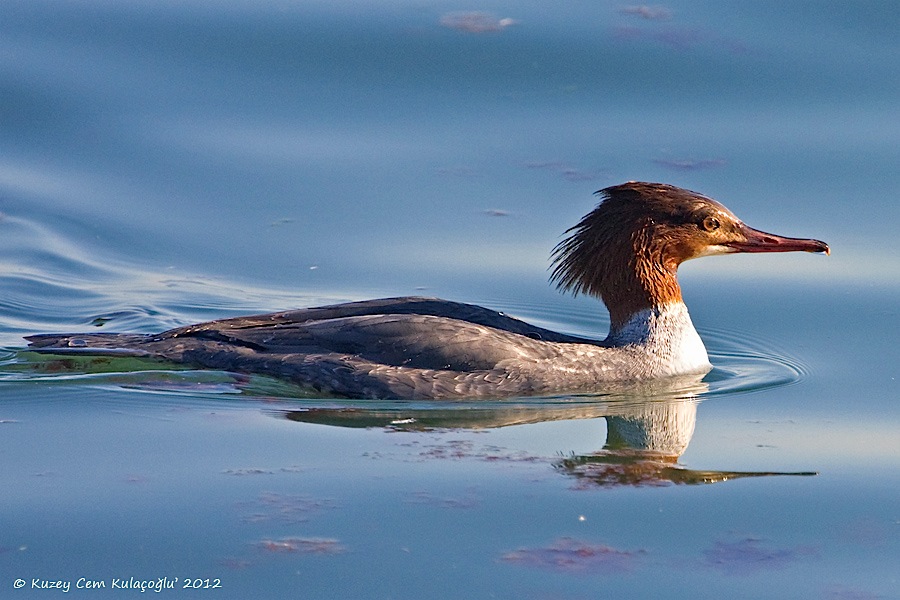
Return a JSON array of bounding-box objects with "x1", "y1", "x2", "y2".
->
[{"x1": 605, "y1": 303, "x2": 711, "y2": 378}]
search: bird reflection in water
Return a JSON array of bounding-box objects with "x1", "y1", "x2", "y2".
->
[{"x1": 283, "y1": 374, "x2": 816, "y2": 488}]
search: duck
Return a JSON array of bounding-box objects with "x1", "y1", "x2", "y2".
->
[{"x1": 26, "y1": 182, "x2": 829, "y2": 399}]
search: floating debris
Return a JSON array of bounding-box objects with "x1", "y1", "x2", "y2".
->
[
  {"x1": 417, "y1": 438, "x2": 542, "y2": 463},
  {"x1": 222, "y1": 468, "x2": 274, "y2": 476},
  {"x1": 619, "y1": 5, "x2": 673, "y2": 21},
  {"x1": 238, "y1": 491, "x2": 336, "y2": 524},
  {"x1": 256, "y1": 537, "x2": 345, "y2": 555},
  {"x1": 218, "y1": 558, "x2": 252, "y2": 570},
  {"x1": 405, "y1": 489, "x2": 479, "y2": 509},
  {"x1": 613, "y1": 24, "x2": 706, "y2": 50},
  {"x1": 822, "y1": 584, "x2": 883, "y2": 600},
  {"x1": 501, "y1": 537, "x2": 644, "y2": 573},
  {"x1": 525, "y1": 161, "x2": 604, "y2": 182},
  {"x1": 653, "y1": 158, "x2": 726, "y2": 171},
  {"x1": 440, "y1": 12, "x2": 518, "y2": 34},
  {"x1": 703, "y1": 537, "x2": 817, "y2": 575},
  {"x1": 435, "y1": 166, "x2": 479, "y2": 177}
]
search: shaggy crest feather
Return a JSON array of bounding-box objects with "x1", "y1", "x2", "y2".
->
[{"x1": 550, "y1": 182, "x2": 710, "y2": 325}]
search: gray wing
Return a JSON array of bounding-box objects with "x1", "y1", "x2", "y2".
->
[
  {"x1": 145, "y1": 315, "x2": 576, "y2": 399},
  {"x1": 161, "y1": 296, "x2": 590, "y2": 343},
  {"x1": 24, "y1": 297, "x2": 605, "y2": 399},
  {"x1": 167, "y1": 313, "x2": 565, "y2": 370}
]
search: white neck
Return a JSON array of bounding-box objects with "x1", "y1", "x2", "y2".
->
[{"x1": 605, "y1": 303, "x2": 711, "y2": 378}]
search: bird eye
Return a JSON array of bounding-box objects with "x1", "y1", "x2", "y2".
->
[{"x1": 701, "y1": 216, "x2": 721, "y2": 232}]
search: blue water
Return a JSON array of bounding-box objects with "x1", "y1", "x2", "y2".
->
[{"x1": 1, "y1": 1, "x2": 898, "y2": 598}]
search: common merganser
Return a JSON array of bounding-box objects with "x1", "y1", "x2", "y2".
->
[{"x1": 26, "y1": 182, "x2": 828, "y2": 399}]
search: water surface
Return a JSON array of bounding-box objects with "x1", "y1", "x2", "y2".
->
[{"x1": 1, "y1": 1, "x2": 898, "y2": 598}]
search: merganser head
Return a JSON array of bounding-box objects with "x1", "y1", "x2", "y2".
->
[{"x1": 550, "y1": 182, "x2": 829, "y2": 327}]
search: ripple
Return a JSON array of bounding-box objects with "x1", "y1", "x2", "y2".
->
[
  {"x1": 701, "y1": 325, "x2": 808, "y2": 397},
  {"x1": 0, "y1": 214, "x2": 347, "y2": 345}
]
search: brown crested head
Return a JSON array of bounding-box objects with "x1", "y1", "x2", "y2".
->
[{"x1": 550, "y1": 182, "x2": 829, "y2": 327}]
